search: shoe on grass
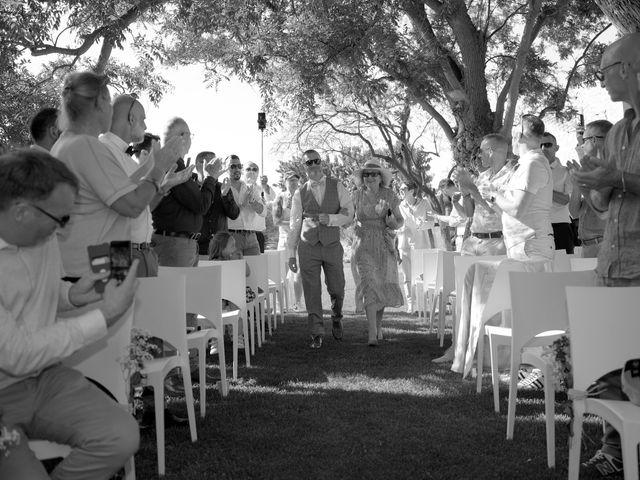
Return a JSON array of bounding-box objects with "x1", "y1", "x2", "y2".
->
[
  {"x1": 432, "y1": 345, "x2": 454, "y2": 364},
  {"x1": 309, "y1": 335, "x2": 323, "y2": 349},
  {"x1": 517, "y1": 369, "x2": 544, "y2": 390},
  {"x1": 331, "y1": 318, "x2": 343, "y2": 341},
  {"x1": 581, "y1": 450, "x2": 623, "y2": 477}
]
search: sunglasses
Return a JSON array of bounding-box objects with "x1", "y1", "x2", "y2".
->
[
  {"x1": 583, "y1": 135, "x2": 605, "y2": 143},
  {"x1": 594, "y1": 61, "x2": 622, "y2": 82},
  {"x1": 29, "y1": 204, "x2": 70, "y2": 228},
  {"x1": 246, "y1": 167, "x2": 259, "y2": 172},
  {"x1": 229, "y1": 164, "x2": 243, "y2": 170},
  {"x1": 540, "y1": 142, "x2": 555, "y2": 149},
  {"x1": 362, "y1": 171, "x2": 381, "y2": 177},
  {"x1": 304, "y1": 158, "x2": 321, "y2": 166}
]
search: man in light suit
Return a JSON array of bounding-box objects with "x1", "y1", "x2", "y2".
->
[{"x1": 288, "y1": 150, "x2": 354, "y2": 349}]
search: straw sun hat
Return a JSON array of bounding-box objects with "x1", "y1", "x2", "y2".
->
[{"x1": 353, "y1": 159, "x2": 393, "y2": 188}]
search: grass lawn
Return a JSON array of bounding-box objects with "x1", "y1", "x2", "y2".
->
[{"x1": 133, "y1": 266, "x2": 605, "y2": 480}]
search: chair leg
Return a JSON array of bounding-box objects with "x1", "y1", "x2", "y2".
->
[
  {"x1": 181, "y1": 366, "x2": 197, "y2": 442},
  {"x1": 438, "y1": 291, "x2": 445, "y2": 347},
  {"x1": 248, "y1": 305, "x2": 256, "y2": 355},
  {"x1": 232, "y1": 321, "x2": 239, "y2": 380},
  {"x1": 197, "y1": 343, "x2": 206, "y2": 418},
  {"x1": 278, "y1": 289, "x2": 285, "y2": 325},
  {"x1": 217, "y1": 331, "x2": 228, "y2": 398},
  {"x1": 488, "y1": 334, "x2": 502, "y2": 413},
  {"x1": 242, "y1": 313, "x2": 251, "y2": 367},
  {"x1": 568, "y1": 403, "x2": 585, "y2": 480},
  {"x1": 476, "y1": 331, "x2": 485, "y2": 394},
  {"x1": 621, "y1": 433, "x2": 640, "y2": 480},
  {"x1": 543, "y1": 363, "x2": 555, "y2": 468},
  {"x1": 124, "y1": 456, "x2": 136, "y2": 480},
  {"x1": 153, "y1": 381, "x2": 165, "y2": 476},
  {"x1": 506, "y1": 357, "x2": 518, "y2": 438}
]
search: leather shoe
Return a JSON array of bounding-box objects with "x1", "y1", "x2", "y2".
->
[
  {"x1": 309, "y1": 335, "x2": 323, "y2": 349},
  {"x1": 139, "y1": 408, "x2": 189, "y2": 429},
  {"x1": 331, "y1": 318, "x2": 343, "y2": 341}
]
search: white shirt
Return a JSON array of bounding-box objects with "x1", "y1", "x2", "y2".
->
[
  {"x1": 398, "y1": 197, "x2": 432, "y2": 250},
  {"x1": 287, "y1": 176, "x2": 354, "y2": 257},
  {"x1": 501, "y1": 150, "x2": 553, "y2": 253},
  {"x1": 227, "y1": 180, "x2": 267, "y2": 231},
  {"x1": 549, "y1": 158, "x2": 572, "y2": 224},
  {"x1": 99, "y1": 132, "x2": 154, "y2": 243},
  {"x1": 0, "y1": 235, "x2": 106, "y2": 391}
]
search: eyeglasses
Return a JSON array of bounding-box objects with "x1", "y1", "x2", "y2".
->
[
  {"x1": 594, "y1": 61, "x2": 622, "y2": 82},
  {"x1": 362, "y1": 171, "x2": 381, "y2": 177},
  {"x1": 304, "y1": 158, "x2": 321, "y2": 166},
  {"x1": 229, "y1": 164, "x2": 243, "y2": 170},
  {"x1": 583, "y1": 135, "x2": 605, "y2": 143},
  {"x1": 246, "y1": 167, "x2": 259, "y2": 172},
  {"x1": 540, "y1": 142, "x2": 555, "y2": 149},
  {"x1": 29, "y1": 204, "x2": 70, "y2": 228}
]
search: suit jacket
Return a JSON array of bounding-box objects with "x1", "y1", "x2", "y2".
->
[{"x1": 198, "y1": 181, "x2": 240, "y2": 254}]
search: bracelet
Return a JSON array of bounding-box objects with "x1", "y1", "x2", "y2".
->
[
  {"x1": 141, "y1": 177, "x2": 160, "y2": 193},
  {"x1": 621, "y1": 170, "x2": 627, "y2": 193}
]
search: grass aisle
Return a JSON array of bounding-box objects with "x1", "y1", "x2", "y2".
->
[{"x1": 134, "y1": 282, "x2": 603, "y2": 479}]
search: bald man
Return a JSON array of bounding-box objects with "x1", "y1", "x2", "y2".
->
[
  {"x1": 99, "y1": 95, "x2": 192, "y2": 276},
  {"x1": 570, "y1": 32, "x2": 640, "y2": 477}
]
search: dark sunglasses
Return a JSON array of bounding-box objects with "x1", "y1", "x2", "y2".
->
[
  {"x1": 583, "y1": 135, "x2": 605, "y2": 142},
  {"x1": 594, "y1": 61, "x2": 622, "y2": 82},
  {"x1": 229, "y1": 164, "x2": 243, "y2": 170},
  {"x1": 362, "y1": 171, "x2": 381, "y2": 177},
  {"x1": 540, "y1": 142, "x2": 555, "y2": 149},
  {"x1": 246, "y1": 167, "x2": 259, "y2": 172},
  {"x1": 29, "y1": 204, "x2": 70, "y2": 228},
  {"x1": 304, "y1": 158, "x2": 321, "y2": 166}
]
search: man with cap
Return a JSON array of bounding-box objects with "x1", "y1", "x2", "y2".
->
[{"x1": 288, "y1": 150, "x2": 354, "y2": 348}]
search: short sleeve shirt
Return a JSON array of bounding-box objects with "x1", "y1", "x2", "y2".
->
[{"x1": 51, "y1": 132, "x2": 136, "y2": 276}]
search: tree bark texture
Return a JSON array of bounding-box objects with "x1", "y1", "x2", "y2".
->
[{"x1": 595, "y1": 0, "x2": 640, "y2": 34}]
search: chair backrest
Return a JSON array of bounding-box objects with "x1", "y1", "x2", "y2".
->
[
  {"x1": 200, "y1": 259, "x2": 247, "y2": 310},
  {"x1": 265, "y1": 250, "x2": 283, "y2": 285},
  {"x1": 453, "y1": 255, "x2": 506, "y2": 317},
  {"x1": 437, "y1": 250, "x2": 460, "y2": 297},
  {"x1": 64, "y1": 308, "x2": 133, "y2": 404},
  {"x1": 410, "y1": 248, "x2": 428, "y2": 283},
  {"x1": 570, "y1": 257, "x2": 597, "y2": 272},
  {"x1": 422, "y1": 249, "x2": 440, "y2": 287},
  {"x1": 481, "y1": 258, "x2": 552, "y2": 323},
  {"x1": 566, "y1": 286, "x2": 640, "y2": 391},
  {"x1": 244, "y1": 254, "x2": 268, "y2": 298},
  {"x1": 552, "y1": 249, "x2": 571, "y2": 272},
  {"x1": 133, "y1": 276, "x2": 189, "y2": 359},
  {"x1": 573, "y1": 246, "x2": 583, "y2": 258},
  {"x1": 158, "y1": 265, "x2": 223, "y2": 328},
  {"x1": 509, "y1": 270, "x2": 597, "y2": 354}
]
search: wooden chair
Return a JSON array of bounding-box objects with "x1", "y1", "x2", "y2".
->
[
  {"x1": 133, "y1": 276, "x2": 197, "y2": 476},
  {"x1": 566, "y1": 286, "x2": 640, "y2": 480},
  {"x1": 485, "y1": 270, "x2": 596, "y2": 468}
]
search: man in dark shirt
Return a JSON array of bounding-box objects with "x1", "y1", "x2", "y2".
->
[
  {"x1": 196, "y1": 151, "x2": 240, "y2": 256},
  {"x1": 151, "y1": 118, "x2": 220, "y2": 267}
]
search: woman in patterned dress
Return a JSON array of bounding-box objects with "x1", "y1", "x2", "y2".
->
[{"x1": 351, "y1": 160, "x2": 404, "y2": 346}]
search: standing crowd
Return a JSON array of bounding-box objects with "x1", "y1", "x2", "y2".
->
[{"x1": 1, "y1": 31, "x2": 639, "y2": 479}]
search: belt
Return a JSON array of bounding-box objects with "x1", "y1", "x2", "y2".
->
[
  {"x1": 228, "y1": 229, "x2": 256, "y2": 234},
  {"x1": 472, "y1": 231, "x2": 503, "y2": 239},
  {"x1": 131, "y1": 242, "x2": 152, "y2": 250},
  {"x1": 581, "y1": 236, "x2": 603, "y2": 246},
  {"x1": 154, "y1": 230, "x2": 201, "y2": 240}
]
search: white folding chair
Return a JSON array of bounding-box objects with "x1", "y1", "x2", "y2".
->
[
  {"x1": 485, "y1": 270, "x2": 596, "y2": 468},
  {"x1": 245, "y1": 254, "x2": 269, "y2": 349},
  {"x1": 201, "y1": 259, "x2": 252, "y2": 368},
  {"x1": 30, "y1": 309, "x2": 136, "y2": 480},
  {"x1": 570, "y1": 257, "x2": 597, "y2": 272},
  {"x1": 266, "y1": 249, "x2": 285, "y2": 330},
  {"x1": 159, "y1": 265, "x2": 234, "y2": 405},
  {"x1": 553, "y1": 249, "x2": 571, "y2": 272},
  {"x1": 421, "y1": 249, "x2": 439, "y2": 325},
  {"x1": 410, "y1": 248, "x2": 428, "y2": 319},
  {"x1": 566, "y1": 286, "x2": 640, "y2": 480},
  {"x1": 431, "y1": 250, "x2": 459, "y2": 346},
  {"x1": 133, "y1": 276, "x2": 197, "y2": 477}
]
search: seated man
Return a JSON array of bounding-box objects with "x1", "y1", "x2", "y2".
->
[{"x1": 0, "y1": 149, "x2": 139, "y2": 480}]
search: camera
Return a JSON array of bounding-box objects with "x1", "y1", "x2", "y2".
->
[{"x1": 87, "y1": 241, "x2": 132, "y2": 293}]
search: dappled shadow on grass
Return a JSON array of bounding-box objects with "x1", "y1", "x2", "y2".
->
[{"x1": 135, "y1": 310, "x2": 606, "y2": 480}]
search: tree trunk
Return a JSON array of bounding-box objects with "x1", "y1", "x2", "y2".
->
[
  {"x1": 94, "y1": 38, "x2": 114, "y2": 74},
  {"x1": 595, "y1": 0, "x2": 640, "y2": 34}
]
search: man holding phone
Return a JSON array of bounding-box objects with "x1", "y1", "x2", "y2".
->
[{"x1": 0, "y1": 150, "x2": 140, "y2": 480}]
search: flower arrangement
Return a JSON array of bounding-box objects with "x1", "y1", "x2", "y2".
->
[
  {"x1": 119, "y1": 328, "x2": 159, "y2": 415},
  {"x1": 543, "y1": 335, "x2": 572, "y2": 392},
  {"x1": 0, "y1": 411, "x2": 20, "y2": 459}
]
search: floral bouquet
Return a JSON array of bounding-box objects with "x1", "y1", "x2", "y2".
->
[
  {"x1": 543, "y1": 335, "x2": 572, "y2": 392},
  {"x1": 119, "y1": 328, "x2": 159, "y2": 415},
  {"x1": 0, "y1": 410, "x2": 21, "y2": 459}
]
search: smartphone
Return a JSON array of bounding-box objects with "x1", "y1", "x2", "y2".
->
[
  {"x1": 87, "y1": 243, "x2": 111, "y2": 293},
  {"x1": 109, "y1": 241, "x2": 132, "y2": 285}
]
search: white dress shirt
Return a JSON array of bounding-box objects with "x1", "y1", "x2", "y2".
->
[{"x1": 227, "y1": 180, "x2": 267, "y2": 231}]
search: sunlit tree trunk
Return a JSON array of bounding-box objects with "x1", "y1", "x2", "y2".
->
[{"x1": 595, "y1": 0, "x2": 640, "y2": 34}]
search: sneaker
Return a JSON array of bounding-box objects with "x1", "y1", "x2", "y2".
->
[
  {"x1": 581, "y1": 450, "x2": 623, "y2": 477},
  {"x1": 331, "y1": 318, "x2": 343, "y2": 341},
  {"x1": 517, "y1": 369, "x2": 544, "y2": 390},
  {"x1": 432, "y1": 345, "x2": 454, "y2": 364},
  {"x1": 309, "y1": 335, "x2": 323, "y2": 349}
]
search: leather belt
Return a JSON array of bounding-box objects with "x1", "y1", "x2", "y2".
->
[
  {"x1": 131, "y1": 242, "x2": 152, "y2": 250},
  {"x1": 229, "y1": 229, "x2": 256, "y2": 234},
  {"x1": 472, "y1": 231, "x2": 503, "y2": 239},
  {"x1": 581, "y1": 236, "x2": 603, "y2": 246},
  {"x1": 154, "y1": 230, "x2": 201, "y2": 240}
]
